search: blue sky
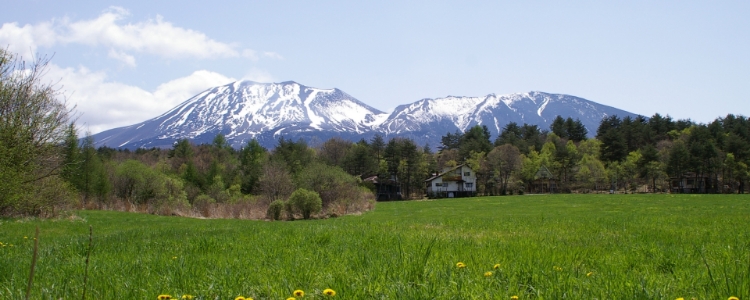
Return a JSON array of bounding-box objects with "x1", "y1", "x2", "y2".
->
[{"x1": 2, "y1": 1, "x2": 748, "y2": 134}]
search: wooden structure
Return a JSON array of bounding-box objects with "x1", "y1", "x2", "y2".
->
[
  {"x1": 529, "y1": 165, "x2": 556, "y2": 193},
  {"x1": 363, "y1": 175, "x2": 402, "y2": 200},
  {"x1": 670, "y1": 172, "x2": 717, "y2": 193},
  {"x1": 425, "y1": 164, "x2": 477, "y2": 198}
]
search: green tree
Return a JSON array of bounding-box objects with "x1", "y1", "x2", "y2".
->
[
  {"x1": 287, "y1": 188, "x2": 322, "y2": 219},
  {"x1": 459, "y1": 125, "x2": 493, "y2": 160},
  {"x1": 495, "y1": 122, "x2": 523, "y2": 148},
  {"x1": 576, "y1": 154, "x2": 607, "y2": 192},
  {"x1": 550, "y1": 116, "x2": 568, "y2": 139},
  {"x1": 567, "y1": 118, "x2": 588, "y2": 142},
  {"x1": 519, "y1": 150, "x2": 542, "y2": 192},
  {"x1": 239, "y1": 139, "x2": 266, "y2": 194},
  {"x1": 60, "y1": 123, "x2": 82, "y2": 188},
  {"x1": 486, "y1": 144, "x2": 522, "y2": 195},
  {"x1": 0, "y1": 50, "x2": 75, "y2": 216},
  {"x1": 597, "y1": 115, "x2": 627, "y2": 163}
]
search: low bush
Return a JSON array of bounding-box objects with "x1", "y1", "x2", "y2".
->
[
  {"x1": 287, "y1": 188, "x2": 322, "y2": 219},
  {"x1": 267, "y1": 200, "x2": 285, "y2": 220}
]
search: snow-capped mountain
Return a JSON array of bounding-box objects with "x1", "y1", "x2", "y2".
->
[
  {"x1": 92, "y1": 80, "x2": 388, "y2": 148},
  {"x1": 378, "y1": 91, "x2": 637, "y2": 146},
  {"x1": 91, "y1": 81, "x2": 639, "y2": 149}
]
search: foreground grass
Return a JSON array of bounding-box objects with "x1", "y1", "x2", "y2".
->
[{"x1": 1, "y1": 194, "x2": 749, "y2": 299}]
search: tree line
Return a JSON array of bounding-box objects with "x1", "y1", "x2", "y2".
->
[
  {"x1": 447, "y1": 114, "x2": 750, "y2": 195},
  {"x1": 3, "y1": 48, "x2": 750, "y2": 218}
]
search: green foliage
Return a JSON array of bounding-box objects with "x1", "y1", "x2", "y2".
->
[
  {"x1": 287, "y1": 188, "x2": 322, "y2": 219},
  {"x1": 458, "y1": 125, "x2": 492, "y2": 160},
  {"x1": 295, "y1": 163, "x2": 355, "y2": 204},
  {"x1": 0, "y1": 50, "x2": 76, "y2": 216},
  {"x1": 239, "y1": 139, "x2": 266, "y2": 194},
  {"x1": 272, "y1": 137, "x2": 314, "y2": 175},
  {"x1": 266, "y1": 199, "x2": 285, "y2": 220},
  {"x1": 2, "y1": 195, "x2": 749, "y2": 299},
  {"x1": 597, "y1": 115, "x2": 628, "y2": 163}
]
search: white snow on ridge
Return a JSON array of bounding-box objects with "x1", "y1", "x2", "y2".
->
[
  {"x1": 91, "y1": 79, "x2": 637, "y2": 150},
  {"x1": 537, "y1": 97, "x2": 550, "y2": 117},
  {"x1": 304, "y1": 88, "x2": 324, "y2": 130}
]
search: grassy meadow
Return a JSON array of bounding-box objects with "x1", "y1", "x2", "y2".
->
[{"x1": 1, "y1": 194, "x2": 749, "y2": 299}]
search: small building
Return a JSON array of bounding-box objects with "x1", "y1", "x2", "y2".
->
[
  {"x1": 529, "y1": 165, "x2": 556, "y2": 193},
  {"x1": 425, "y1": 164, "x2": 477, "y2": 198},
  {"x1": 363, "y1": 174, "x2": 402, "y2": 201},
  {"x1": 670, "y1": 172, "x2": 716, "y2": 193}
]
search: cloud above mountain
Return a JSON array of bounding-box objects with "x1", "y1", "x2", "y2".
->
[
  {"x1": 0, "y1": 6, "x2": 282, "y2": 63},
  {"x1": 46, "y1": 65, "x2": 236, "y2": 134}
]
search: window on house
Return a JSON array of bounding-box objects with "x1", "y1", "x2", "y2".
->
[
  {"x1": 435, "y1": 183, "x2": 442, "y2": 187},
  {"x1": 465, "y1": 183, "x2": 474, "y2": 188},
  {"x1": 464, "y1": 172, "x2": 470, "y2": 176}
]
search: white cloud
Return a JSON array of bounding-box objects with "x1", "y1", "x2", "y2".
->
[
  {"x1": 44, "y1": 65, "x2": 237, "y2": 134},
  {"x1": 0, "y1": 6, "x2": 274, "y2": 63},
  {"x1": 263, "y1": 51, "x2": 284, "y2": 60},
  {"x1": 0, "y1": 21, "x2": 56, "y2": 59},
  {"x1": 107, "y1": 49, "x2": 136, "y2": 67},
  {"x1": 242, "y1": 68, "x2": 275, "y2": 83},
  {"x1": 242, "y1": 49, "x2": 259, "y2": 61}
]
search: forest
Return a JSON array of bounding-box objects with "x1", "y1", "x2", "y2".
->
[
  {"x1": 7, "y1": 111, "x2": 744, "y2": 219},
  {"x1": 2, "y1": 49, "x2": 750, "y2": 218}
]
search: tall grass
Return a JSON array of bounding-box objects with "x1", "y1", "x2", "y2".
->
[{"x1": 0, "y1": 194, "x2": 748, "y2": 299}]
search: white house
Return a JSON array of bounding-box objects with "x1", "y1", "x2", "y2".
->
[{"x1": 425, "y1": 164, "x2": 477, "y2": 198}]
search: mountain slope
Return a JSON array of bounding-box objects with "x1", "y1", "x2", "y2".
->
[
  {"x1": 93, "y1": 80, "x2": 388, "y2": 148},
  {"x1": 92, "y1": 81, "x2": 640, "y2": 149},
  {"x1": 376, "y1": 91, "x2": 638, "y2": 147}
]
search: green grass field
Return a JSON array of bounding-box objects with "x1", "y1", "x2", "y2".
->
[{"x1": 1, "y1": 194, "x2": 749, "y2": 299}]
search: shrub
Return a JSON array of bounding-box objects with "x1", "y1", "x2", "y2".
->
[
  {"x1": 193, "y1": 194, "x2": 215, "y2": 217},
  {"x1": 287, "y1": 188, "x2": 322, "y2": 219},
  {"x1": 267, "y1": 200, "x2": 285, "y2": 220}
]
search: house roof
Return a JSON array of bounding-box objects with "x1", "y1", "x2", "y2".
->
[
  {"x1": 425, "y1": 163, "x2": 469, "y2": 182},
  {"x1": 534, "y1": 165, "x2": 554, "y2": 180}
]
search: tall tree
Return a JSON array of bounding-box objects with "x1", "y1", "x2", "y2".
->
[
  {"x1": 440, "y1": 130, "x2": 463, "y2": 151},
  {"x1": 495, "y1": 122, "x2": 523, "y2": 148},
  {"x1": 597, "y1": 115, "x2": 627, "y2": 163},
  {"x1": 0, "y1": 50, "x2": 75, "y2": 215},
  {"x1": 567, "y1": 118, "x2": 588, "y2": 142},
  {"x1": 550, "y1": 116, "x2": 568, "y2": 139},
  {"x1": 239, "y1": 139, "x2": 267, "y2": 194},
  {"x1": 459, "y1": 125, "x2": 492, "y2": 159},
  {"x1": 487, "y1": 144, "x2": 522, "y2": 195}
]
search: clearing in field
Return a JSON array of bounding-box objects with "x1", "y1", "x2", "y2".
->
[{"x1": 1, "y1": 194, "x2": 748, "y2": 299}]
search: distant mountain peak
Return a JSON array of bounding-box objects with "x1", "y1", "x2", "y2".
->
[{"x1": 91, "y1": 81, "x2": 639, "y2": 149}]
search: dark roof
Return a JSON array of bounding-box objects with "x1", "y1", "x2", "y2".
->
[{"x1": 534, "y1": 165, "x2": 554, "y2": 180}]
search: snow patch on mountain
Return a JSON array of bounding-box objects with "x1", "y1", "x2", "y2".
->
[{"x1": 90, "y1": 81, "x2": 640, "y2": 150}]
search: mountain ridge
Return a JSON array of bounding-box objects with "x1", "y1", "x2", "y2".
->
[{"x1": 91, "y1": 80, "x2": 640, "y2": 149}]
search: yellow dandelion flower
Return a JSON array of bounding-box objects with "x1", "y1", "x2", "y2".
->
[
  {"x1": 484, "y1": 271, "x2": 493, "y2": 277},
  {"x1": 181, "y1": 295, "x2": 194, "y2": 300},
  {"x1": 24, "y1": 236, "x2": 27, "y2": 239},
  {"x1": 586, "y1": 272, "x2": 594, "y2": 277},
  {"x1": 157, "y1": 295, "x2": 172, "y2": 300},
  {"x1": 293, "y1": 289, "x2": 305, "y2": 297},
  {"x1": 235, "y1": 296, "x2": 245, "y2": 300},
  {"x1": 728, "y1": 297, "x2": 739, "y2": 300},
  {"x1": 323, "y1": 288, "x2": 336, "y2": 296},
  {"x1": 675, "y1": 298, "x2": 684, "y2": 300},
  {"x1": 287, "y1": 298, "x2": 296, "y2": 300},
  {"x1": 456, "y1": 262, "x2": 466, "y2": 268},
  {"x1": 493, "y1": 264, "x2": 501, "y2": 269},
  {"x1": 511, "y1": 296, "x2": 519, "y2": 300}
]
